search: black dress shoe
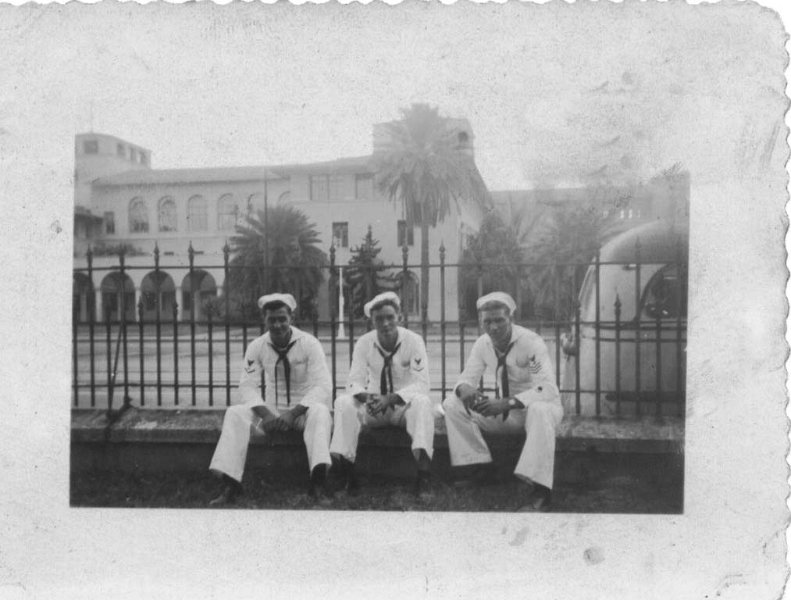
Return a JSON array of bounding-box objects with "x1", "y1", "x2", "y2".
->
[
  {"x1": 517, "y1": 484, "x2": 552, "y2": 512},
  {"x1": 209, "y1": 476, "x2": 242, "y2": 507},
  {"x1": 332, "y1": 455, "x2": 360, "y2": 496},
  {"x1": 414, "y1": 471, "x2": 433, "y2": 501},
  {"x1": 309, "y1": 465, "x2": 334, "y2": 505}
]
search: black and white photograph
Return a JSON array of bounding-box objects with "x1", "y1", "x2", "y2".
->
[{"x1": 2, "y1": 1, "x2": 789, "y2": 598}]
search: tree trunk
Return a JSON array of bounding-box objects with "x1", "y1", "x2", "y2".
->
[{"x1": 420, "y1": 219, "x2": 430, "y2": 324}]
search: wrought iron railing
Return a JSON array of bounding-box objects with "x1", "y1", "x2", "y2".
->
[{"x1": 72, "y1": 240, "x2": 687, "y2": 419}]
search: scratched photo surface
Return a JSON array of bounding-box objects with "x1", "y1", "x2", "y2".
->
[{"x1": 1, "y1": 2, "x2": 788, "y2": 599}]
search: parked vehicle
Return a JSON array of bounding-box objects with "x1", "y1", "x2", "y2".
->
[{"x1": 560, "y1": 220, "x2": 688, "y2": 418}]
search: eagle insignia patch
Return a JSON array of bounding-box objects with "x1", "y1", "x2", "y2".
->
[{"x1": 412, "y1": 356, "x2": 425, "y2": 371}]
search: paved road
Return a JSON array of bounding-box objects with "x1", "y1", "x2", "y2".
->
[{"x1": 72, "y1": 328, "x2": 567, "y2": 409}]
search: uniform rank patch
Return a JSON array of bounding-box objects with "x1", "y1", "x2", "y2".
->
[
  {"x1": 527, "y1": 355, "x2": 542, "y2": 374},
  {"x1": 245, "y1": 359, "x2": 256, "y2": 373},
  {"x1": 412, "y1": 356, "x2": 425, "y2": 371}
]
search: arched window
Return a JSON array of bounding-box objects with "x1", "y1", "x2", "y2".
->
[
  {"x1": 129, "y1": 198, "x2": 149, "y2": 233},
  {"x1": 217, "y1": 194, "x2": 239, "y2": 231},
  {"x1": 187, "y1": 196, "x2": 208, "y2": 232},
  {"x1": 158, "y1": 197, "x2": 177, "y2": 232}
]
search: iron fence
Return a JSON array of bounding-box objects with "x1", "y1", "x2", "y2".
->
[{"x1": 72, "y1": 237, "x2": 687, "y2": 419}]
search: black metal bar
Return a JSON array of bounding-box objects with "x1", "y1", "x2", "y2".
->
[
  {"x1": 208, "y1": 306, "x2": 214, "y2": 407},
  {"x1": 138, "y1": 300, "x2": 145, "y2": 407},
  {"x1": 614, "y1": 294, "x2": 622, "y2": 418},
  {"x1": 421, "y1": 259, "x2": 429, "y2": 342},
  {"x1": 154, "y1": 244, "x2": 162, "y2": 407},
  {"x1": 105, "y1": 304, "x2": 112, "y2": 404},
  {"x1": 223, "y1": 243, "x2": 231, "y2": 407},
  {"x1": 188, "y1": 243, "x2": 196, "y2": 406},
  {"x1": 73, "y1": 298, "x2": 79, "y2": 407},
  {"x1": 594, "y1": 249, "x2": 601, "y2": 416},
  {"x1": 401, "y1": 245, "x2": 409, "y2": 329},
  {"x1": 554, "y1": 263, "x2": 561, "y2": 387},
  {"x1": 676, "y1": 238, "x2": 686, "y2": 418},
  {"x1": 172, "y1": 300, "x2": 179, "y2": 406},
  {"x1": 574, "y1": 301, "x2": 581, "y2": 415},
  {"x1": 634, "y1": 237, "x2": 642, "y2": 417},
  {"x1": 439, "y1": 243, "x2": 447, "y2": 398},
  {"x1": 459, "y1": 322, "x2": 465, "y2": 374},
  {"x1": 242, "y1": 321, "x2": 249, "y2": 361},
  {"x1": 329, "y1": 246, "x2": 337, "y2": 397},
  {"x1": 655, "y1": 313, "x2": 663, "y2": 418},
  {"x1": 87, "y1": 247, "x2": 96, "y2": 408},
  {"x1": 346, "y1": 269, "x2": 354, "y2": 364},
  {"x1": 119, "y1": 252, "x2": 130, "y2": 401}
]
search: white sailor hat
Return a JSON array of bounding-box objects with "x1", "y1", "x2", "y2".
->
[
  {"x1": 476, "y1": 291, "x2": 516, "y2": 313},
  {"x1": 363, "y1": 291, "x2": 401, "y2": 318},
  {"x1": 258, "y1": 293, "x2": 297, "y2": 312}
]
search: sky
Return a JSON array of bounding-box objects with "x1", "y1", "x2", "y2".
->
[{"x1": 1, "y1": 1, "x2": 788, "y2": 193}]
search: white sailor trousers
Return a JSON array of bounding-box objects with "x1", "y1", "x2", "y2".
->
[
  {"x1": 209, "y1": 401, "x2": 332, "y2": 483},
  {"x1": 442, "y1": 393, "x2": 563, "y2": 489},
  {"x1": 329, "y1": 393, "x2": 435, "y2": 462}
]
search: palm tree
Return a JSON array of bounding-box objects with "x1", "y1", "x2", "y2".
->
[
  {"x1": 227, "y1": 205, "x2": 327, "y2": 320},
  {"x1": 373, "y1": 103, "x2": 490, "y2": 321}
]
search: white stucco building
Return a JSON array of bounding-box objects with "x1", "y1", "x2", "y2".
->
[{"x1": 72, "y1": 120, "x2": 485, "y2": 323}]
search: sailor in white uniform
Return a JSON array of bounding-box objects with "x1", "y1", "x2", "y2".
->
[
  {"x1": 442, "y1": 292, "x2": 563, "y2": 511},
  {"x1": 209, "y1": 293, "x2": 333, "y2": 505},
  {"x1": 329, "y1": 292, "x2": 435, "y2": 499}
]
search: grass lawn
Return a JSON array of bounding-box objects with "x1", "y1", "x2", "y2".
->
[{"x1": 70, "y1": 467, "x2": 682, "y2": 513}]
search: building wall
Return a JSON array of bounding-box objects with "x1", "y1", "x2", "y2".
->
[
  {"x1": 76, "y1": 170, "x2": 471, "y2": 322},
  {"x1": 75, "y1": 133, "x2": 150, "y2": 208},
  {"x1": 88, "y1": 178, "x2": 291, "y2": 256}
]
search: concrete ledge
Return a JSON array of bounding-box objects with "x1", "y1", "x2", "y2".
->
[{"x1": 71, "y1": 408, "x2": 684, "y2": 454}]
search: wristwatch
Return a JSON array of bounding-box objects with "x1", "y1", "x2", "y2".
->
[{"x1": 507, "y1": 398, "x2": 520, "y2": 409}]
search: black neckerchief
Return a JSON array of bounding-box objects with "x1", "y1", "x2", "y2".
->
[
  {"x1": 269, "y1": 338, "x2": 298, "y2": 405},
  {"x1": 494, "y1": 339, "x2": 516, "y2": 421},
  {"x1": 375, "y1": 338, "x2": 401, "y2": 395}
]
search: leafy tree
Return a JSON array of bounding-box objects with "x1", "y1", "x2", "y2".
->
[
  {"x1": 523, "y1": 202, "x2": 608, "y2": 321},
  {"x1": 373, "y1": 103, "x2": 490, "y2": 321},
  {"x1": 226, "y1": 205, "x2": 327, "y2": 320},
  {"x1": 459, "y1": 210, "x2": 526, "y2": 319},
  {"x1": 343, "y1": 226, "x2": 398, "y2": 318}
]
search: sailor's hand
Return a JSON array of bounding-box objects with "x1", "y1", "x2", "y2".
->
[
  {"x1": 456, "y1": 385, "x2": 479, "y2": 416},
  {"x1": 277, "y1": 410, "x2": 297, "y2": 431},
  {"x1": 366, "y1": 394, "x2": 392, "y2": 416},
  {"x1": 354, "y1": 392, "x2": 375, "y2": 405},
  {"x1": 475, "y1": 396, "x2": 510, "y2": 417}
]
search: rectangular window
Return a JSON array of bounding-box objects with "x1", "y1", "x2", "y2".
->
[
  {"x1": 310, "y1": 175, "x2": 329, "y2": 202},
  {"x1": 140, "y1": 152, "x2": 148, "y2": 166},
  {"x1": 397, "y1": 220, "x2": 414, "y2": 247},
  {"x1": 329, "y1": 174, "x2": 344, "y2": 201},
  {"x1": 117, "y1": 143, "x2": 125, "y2": 157},
  {"x1": 83, "y1": 140, "x2": 98, "y2": 154},
  {"x1": 130, "y1": 148, "x2": 138, "y2": 163},
  {"x1": 355, "y1": 174, "x2": 373, "y2": 200},
  {"x1": 332, "y1": 222, "x2": 349, "y2": 248},
  {"x1": 104, "y1": 211, "x2": 115, "y2": 235}
]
